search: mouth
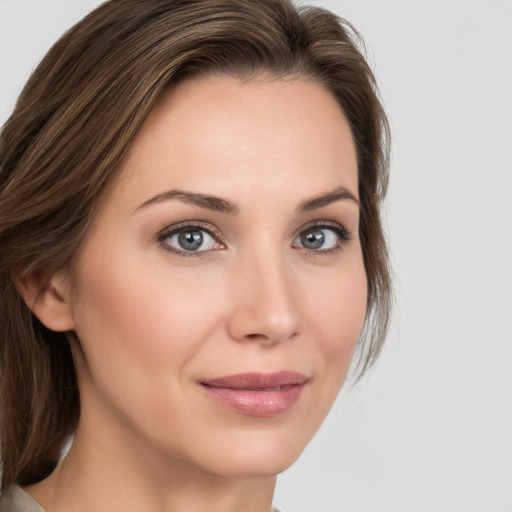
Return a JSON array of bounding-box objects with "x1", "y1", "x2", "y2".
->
[{"x1": 199, "y1": 371, "x2": 308, "y2": 417}]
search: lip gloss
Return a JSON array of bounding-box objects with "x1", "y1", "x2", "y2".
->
[{"x1": 200, "y1": 371, "x2": 308, "y2": 417}]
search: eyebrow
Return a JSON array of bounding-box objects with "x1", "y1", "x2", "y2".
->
[
  {"x1": 133, "y1": 185, "x2": 359, "y2": 215},
  {"x1": 297, "y1": 185, "x2": 360, "y2": 212},
  {"x1": 134, "y1": 190, "x2": 240, "y2": 215}
]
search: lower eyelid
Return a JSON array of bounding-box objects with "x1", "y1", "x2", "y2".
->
[
  {"x1": 295, "y1": 224, "x2": 350, "y2": 243},
  {"x1": 156, "y1": 223, "x2": 224, "y2": 255},
  {"x1": 157, "y1": 222, "x2": 351, "y2": 256}
]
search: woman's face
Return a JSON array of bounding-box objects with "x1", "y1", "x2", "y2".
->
[{"x1": 67, "y1": 75, "x2": 367, "y2": 477}]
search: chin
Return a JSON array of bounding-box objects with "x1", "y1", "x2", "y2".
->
[
  {"x1": 201, "y1": 446, "x2": 303, "y2": 479},
  {"x1": 178, "y1": 420, "x2": 318, "y2": 479}
]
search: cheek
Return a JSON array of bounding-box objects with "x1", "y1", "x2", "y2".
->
[
  {"x1": 303, "y1": 254, "x2": 368, "y2": 363},
  {"x1": 296, "y1": 251, "x2": 367, "y2": 420},
  {"x1": 71, "y1": 251, "x2": 227, "y2": 386},
  {"x1": 69, "y1": 254, "x2": 231, "y2": 450}
]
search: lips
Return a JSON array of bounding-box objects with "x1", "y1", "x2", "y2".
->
[{"x1": 200, "y1": 371, "x2": 308, "y2": 417}]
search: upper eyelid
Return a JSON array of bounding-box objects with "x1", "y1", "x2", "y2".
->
[
  {"x1": 293, "y1": 220, "x2": 351, "y2": 239},
  {"x1": 157, "y1": 222, "x2": 224, "y2": 257},
  {"x1": 158, "y1": 221, "x2": 222, "y2": 240}
]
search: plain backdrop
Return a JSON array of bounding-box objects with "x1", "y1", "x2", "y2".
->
[{"x1": 1, "y1": 1, "x2": 511, "y2": 511}]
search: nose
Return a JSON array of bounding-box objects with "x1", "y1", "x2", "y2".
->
[{"x1": 227, "y1": 247, "x2": 300, "y2": 346}]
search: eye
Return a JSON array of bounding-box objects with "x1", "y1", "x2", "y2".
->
[
  {"x1": 159, "y1": 223, "x2": 223, "y2": 255},
  {"x1": 293, "y1": 223, "x2": 350, "y2": 252}
]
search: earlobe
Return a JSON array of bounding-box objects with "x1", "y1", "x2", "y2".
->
[{"x1": 16, "y1": 269, "x2": 76, "y2": 332}]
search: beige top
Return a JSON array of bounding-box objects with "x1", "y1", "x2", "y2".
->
[
  {"x1": 0, "y1": 486, "x2": 45, "y2": 512},
  {"x1": 0, "y1": 485, "x2": 285, "y2": 512}
]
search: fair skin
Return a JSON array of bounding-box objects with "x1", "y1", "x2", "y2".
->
[{"x1": 22, "y1": 75, "x2": 367, "y2": 512}]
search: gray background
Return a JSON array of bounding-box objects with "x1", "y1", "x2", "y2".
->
[{"x1": 1, "y1": 1, "x2": 511, "y2": 511}]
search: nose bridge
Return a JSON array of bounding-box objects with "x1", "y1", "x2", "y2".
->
[{"x1": 227, "y1": 239, "x2": 299, "y2": 344}]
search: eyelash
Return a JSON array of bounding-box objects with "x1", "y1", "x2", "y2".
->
[
  {"x1": 157, "y1": 221, "x2": 352, "y2": 258},
  {"x1": 295, "y1": 221, "x2": 352, "y2": 257},
  {"x1": 157, "y1": 221, "x2": 223, "y2": 258}
]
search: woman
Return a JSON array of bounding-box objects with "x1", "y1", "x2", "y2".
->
[{"x1": 0, "y1": 0, "x2": 391, "y2": 510}]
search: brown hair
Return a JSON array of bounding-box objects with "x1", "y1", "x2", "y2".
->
[{"x1": 0, "y1": 0, "x2": 390, "y2": 489}]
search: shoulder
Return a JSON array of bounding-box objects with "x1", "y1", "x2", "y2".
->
[{"x1": 0, "y1": 486, "x2": 45, "y2": 512}]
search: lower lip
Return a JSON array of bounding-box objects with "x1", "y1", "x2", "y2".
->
[{"x1": 201, "y1": 383, "x2": 306, "y2": 417}]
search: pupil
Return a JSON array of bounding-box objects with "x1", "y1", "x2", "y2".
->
[
  {"x1": 302, "y1": 229, "x2": 324, "y2": 249},
  {"x1": 178, "y1": 230, "x2": 203, "y2": 251}
]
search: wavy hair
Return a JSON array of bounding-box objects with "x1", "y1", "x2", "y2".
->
[{"x1": 0, "y1": 0, "x2": 391, "y2": 488}]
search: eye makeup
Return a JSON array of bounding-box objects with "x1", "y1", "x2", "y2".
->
[
  {"x1": 292, "y1": 220, "x2": 352, "y2": 257},
  {"x1": 157, "y1": 221, "x2": 225, "y2": 258},
  {"x1": 155, "y1": 218, "x2": 352, "y2": 259}
]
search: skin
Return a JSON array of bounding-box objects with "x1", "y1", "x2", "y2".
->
[{"x1": 23, "y1": 75, "x2": 367, "y2": 512}]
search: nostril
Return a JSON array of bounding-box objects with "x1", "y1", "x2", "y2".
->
[
  {"x1": 245, "y1": 333, "x2": 271, "y2": 342},
  {"x1": 241, "y1": 331, "x2": 297, "y2": 346}
]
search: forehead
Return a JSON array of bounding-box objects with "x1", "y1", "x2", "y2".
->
[{"x1": 109, "y1": 75, "x2": 358, "y2": 209}]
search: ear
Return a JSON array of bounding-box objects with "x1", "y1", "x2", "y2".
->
[{"x1": 16, "y1": 269, "x2": 76, "y2": 332}]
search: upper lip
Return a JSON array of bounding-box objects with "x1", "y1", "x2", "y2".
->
[{"x1": 200, "y1": 371, "x2": 308, "y2": 390}]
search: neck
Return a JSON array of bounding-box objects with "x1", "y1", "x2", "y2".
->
[{"x1": 26, "y1": 427, "x2": 276, "y2": 512}]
